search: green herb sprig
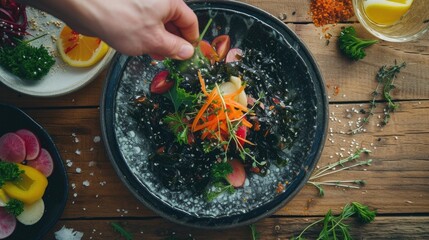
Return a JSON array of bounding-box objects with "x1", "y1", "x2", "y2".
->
[
  {"x1": 250, "y1": 224, "x2": 261, "y2": 240},
  {"x1": 205, "y1": 162, "x2": 235, "y2": 201},
  {"x1": 349, "y1": 61, "x2": 406, "y2": 134},
  {"x1": 0, "y1": 34, "x2": 55, "y2": 80},
  {"x1": 111, "y1": 222, "x2": 134, "y2": 240},
  {"x1": 339, "y1": 26, "x2": 378, "y2": 61},
  {"x1": 294, "y1": 202, "x2": 376, "y2": 240},
  {"x1": 308, "y1": 148, "x2": 372, "y2": 197},
  {"x1": 5, "y1": 199, "x2": 24, "y2": 216},
  {"x1": 0, "y1": 161, "x2": 24, "y2": 187}
]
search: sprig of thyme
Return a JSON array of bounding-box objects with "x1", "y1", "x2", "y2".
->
[
  {"x1": 349, "y1": 61, "x2": 406, "y2": 134},
  {"x1": 293, "y1": 202, "x2": 376, "y2": 240},
  {"x1": 308, "y1": 148, "x2": 372, "y2": 196}
]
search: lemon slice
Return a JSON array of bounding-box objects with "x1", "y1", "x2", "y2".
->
[
  {"x1": 57, "y1": 25, "x2": 110, "y2": 67},
  {"x1": 364, "y1": 0, "x2": 413, "y2": 25}
]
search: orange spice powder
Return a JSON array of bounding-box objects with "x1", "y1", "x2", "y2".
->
[{"x1": 310, "y1": 0, "x2": 355, "y2": 27}]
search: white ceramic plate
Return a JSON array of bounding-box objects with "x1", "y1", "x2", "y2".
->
[{"x1": 0, "y1": 7, "x2": 115, "y2": 97}]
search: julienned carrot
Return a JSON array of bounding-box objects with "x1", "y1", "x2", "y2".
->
[{"x1": 192, "y1": 71, "x2": 254, "y2": 147}]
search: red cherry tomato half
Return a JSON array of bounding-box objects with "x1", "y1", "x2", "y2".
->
[
  {"x1": 211, "y1": 35, "x2": 231, "y2": 62},
  {"x1": 236, "y1": 125, "x2": 247, "y2": 148},
  {"x1": 199, "y1": 40, "x2": 219, "y2": 63},
  {"x1": 150, "y1": 70, "x2": 174, "y2": 94},
  {"x1": 226, "y1": 48, "x2": 243, "y2": 63}
]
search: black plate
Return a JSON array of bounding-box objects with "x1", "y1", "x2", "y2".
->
[
  {"x1": 0, "y1": 104, "x2": 68, "y2": 240},
  {"x1": 101, "y1": 0, "x2": 327, "y2": 229}
]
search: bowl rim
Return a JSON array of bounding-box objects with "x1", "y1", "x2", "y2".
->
[{"x1": 100, "y1": 0, "x2": 328, "y2": 229}]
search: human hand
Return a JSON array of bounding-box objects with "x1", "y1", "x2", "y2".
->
[{"x1": 24, "y1": 0, "x2": 199, "y2": 59}]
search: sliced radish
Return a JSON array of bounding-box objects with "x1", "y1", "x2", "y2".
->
[
  {"x1": 16, "y1": 198, "x2": 45, "y2": 226},
  {"x1": 0, "y1": 207, "x2": 16, "y2": 239},
  {"x1": 0, "y1": 132, "x2": 26, "y2": 163},
  {"x1": 27, "y1": 148, "x2": 54, "y2": 177},
  {"x1": 211, "y1": 35, "x2": 231, "y2": 61},
  {"x1": 226, "y1": 48, "x2": 243, "y2": 63},
  {"x1": 226, "y1": 159, "x2": 246, "y2": 188},
  {"x1": 15, "y1": 129, "x2": 41, "y2": 161}
]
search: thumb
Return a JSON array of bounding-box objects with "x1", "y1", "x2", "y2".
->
[{"x1": 151, "y1": 31, "x2": 195, "y2": 60}]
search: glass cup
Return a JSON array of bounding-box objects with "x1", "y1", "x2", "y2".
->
[{"x1": 352, "y1": 0, "x2": 429, "y2": 42}]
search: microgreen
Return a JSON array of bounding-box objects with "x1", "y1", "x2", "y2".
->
[
  {"x1": 205, "y1": 162, "x2": 235, "y2": 201},
  {"x1": 308, "y1": 148, "x2": 372, "y2": 196},
  {"x1": 293, "y1": 202, "x2": 376, "y2": 240},
  {"x1": 163, "y1": 112, "x2": 190, "y2": 145}
]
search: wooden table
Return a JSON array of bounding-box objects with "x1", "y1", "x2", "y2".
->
[{"x1": 1, "y1": 0, "x2": 428, "y2": 239}]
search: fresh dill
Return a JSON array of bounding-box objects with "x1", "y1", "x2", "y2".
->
[{"x1": 293, "y1": 202, "x2": 376, "y2": 240}]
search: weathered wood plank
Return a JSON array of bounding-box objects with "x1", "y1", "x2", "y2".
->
[
  {"x1": 44, "y1": 216, "x2": 429, "y2": 240},
  {"x1": 20, "y1": 100, "x2": 429, "y2": 219}
]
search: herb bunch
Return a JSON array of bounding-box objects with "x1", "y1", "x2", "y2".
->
[
  {"x1": 294, "y1": 202, "x2": 376, "y2": 240},
  {"x1": 308, "y1": 148, "x2": 372, "y2": 196},
  {"x1": 349, "y1": 61, "x2": 406, "y2": 134},
  {"x1": 0, "y1": 35, "x2": 55, "y2": 80}
]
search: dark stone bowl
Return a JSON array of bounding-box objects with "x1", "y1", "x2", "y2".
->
[
  {"x1": 100, "y1": 0, "x2": 327, "y2": 229},
  {"x1": 0, "y1": 103, "x2": 68, "y2": 239}
]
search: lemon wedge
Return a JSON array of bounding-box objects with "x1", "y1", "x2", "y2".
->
[
  {"x1": 364, "y1": 0, "x2": 413, "y2": 25},
  {"x1": 57, "y1": 25, "x2": 110, "y2": 67}
]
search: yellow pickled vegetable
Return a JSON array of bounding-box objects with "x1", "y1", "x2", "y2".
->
[{"x1": 2, "y1": 164, "x2": 48, "y2": 204}]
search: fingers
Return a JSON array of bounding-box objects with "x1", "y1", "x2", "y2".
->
[
  {"x1": 149, "y1": 28, "x2": 195, "y2": 60},
  {"x1": 169, "y1": 0, "x2": 199, "y2": 43}
]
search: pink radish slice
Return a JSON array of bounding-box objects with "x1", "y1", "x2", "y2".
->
[
  {"x1": 225, "y1": 48, "x2": 243, "y2": 63},
  {"x1": 0, "y1": 132, "x2": 26, "y2": 163},
  {"x1": 226, "y1": 159, "x2": 246, "y2": 188},
  {"x1": 0, "y1": 207, "x2": 16, "y2": 239},
  {"x1": 15, "y1": 129, "x2": 41, "y2": 161},
  {"x1": 27, "y1": 148, "x2": 54, "y2": 177}
]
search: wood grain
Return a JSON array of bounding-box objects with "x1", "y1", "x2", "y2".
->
[
  {"x1": 0, "y1": 0, "x2": 427, "y2": 239},
  {"x1": 45, "y1": 216, "x2": 429, "y2": 240}
]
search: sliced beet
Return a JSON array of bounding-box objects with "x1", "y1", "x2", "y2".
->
[
  {"x1": 15, "y1": 129, "x2": 41, "y2": 161},
  {"x1": 0, "y1": 207, "x2": 16, "y2": 239},
  {"x1": 226, "y1": 159, "x2": 246, "y2": 188},
  {"x1": 27, "y1": 148, "x2": 54, "y2": 177},
  {"x1": 0, "y1": 132, "x2": 26, "y2": 163}
]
